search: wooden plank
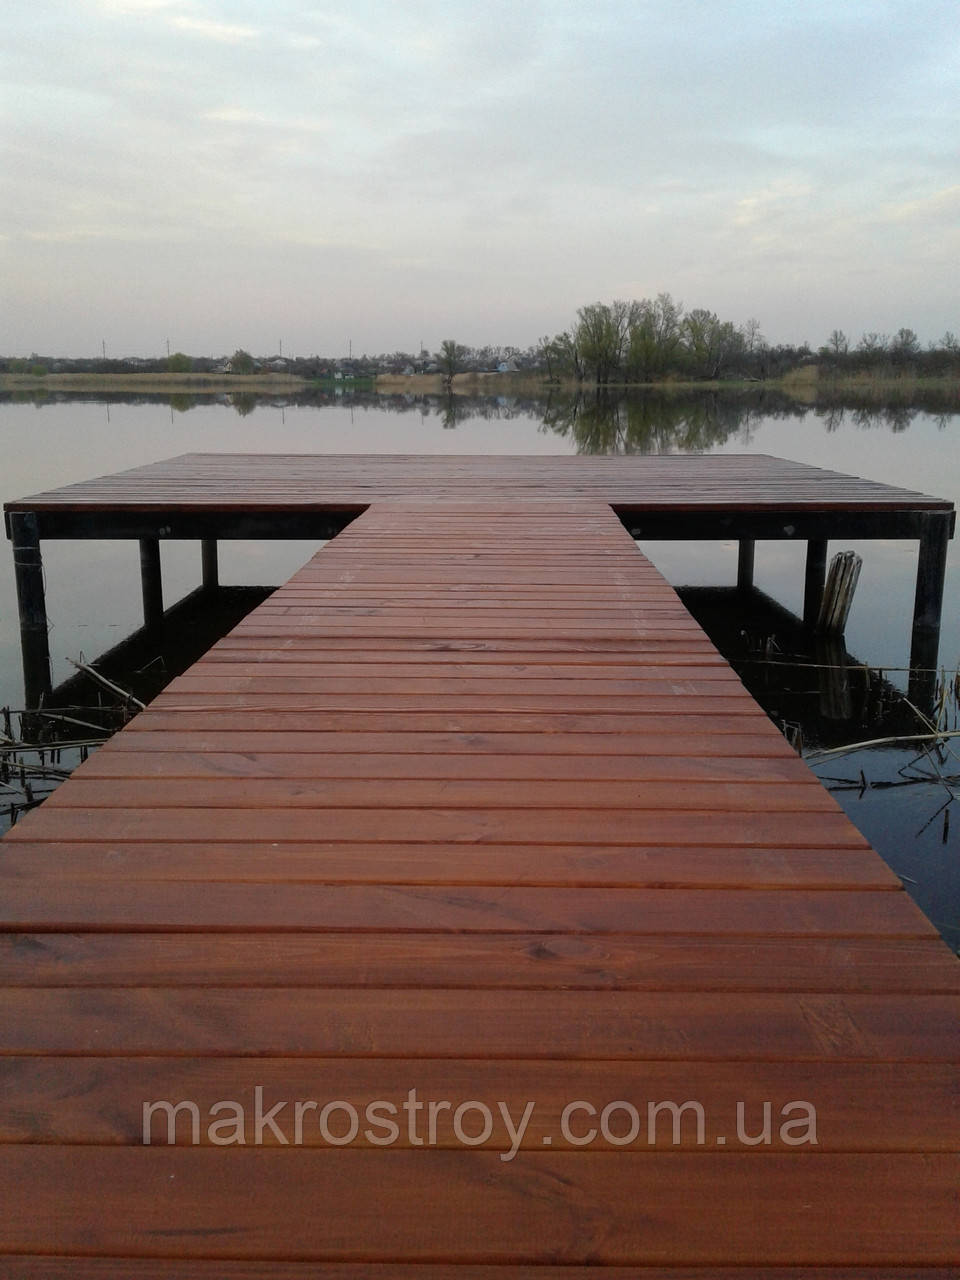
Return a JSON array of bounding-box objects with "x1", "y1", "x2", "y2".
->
[
  {"x1": 0, "y1": 841, "x2": 901, "y2": 888},
  {"x1": 101, "y1": 728, "x2": 798, "y2": 756},
  {"x1": 2, "y1": 1265, "x2": 956, "y2": 1280},
  {"x1": 119, "y1": 710, "x2": 795, "y2": 735},
  {"x1": 76, "y1": 750, "x2": 811, "y2": 783},
  {"x1": 7, "y1": 451, "x2": 954, "y2": 513},
  {"x1": 2, "y1": 989, "x2": 958, "y2": 1058},
  {"x1": 0, "y1": 884, "x2": 925, "y2": 934},
  {"x1": 2, "y1": 1057, "x2": 957, "y2": 1150},
  {"x1": 42, "y1": 777, "x2": 843, "y2": 813},
  {"x1": 0, "y1": 1148, "x2": 957, "y2": 1263},
  {"x1": 4, "y1": 932, "x2": 953, "y2": 990},
  {"x1": 4, "y1": 806, "x2": 873, "y2": 847},
  {"x1": 166, "y1": 673, "x2": 745, "y2": 695}
]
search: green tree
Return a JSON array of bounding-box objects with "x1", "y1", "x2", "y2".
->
[
  {"x1": 167, "y1": 351, "x2": 193, "y2": 373},
  {"x1": 435, "y1": 339, "x2": 468, "y2": 380},
  {"x1": 539, "y1": 332, "x2": 579, "y2": 381},
  {"x1": 230, "y1": 348, "x2": 256, "y2": 374},
  {"x1": 626, "y1": 293, "x2": 685, "y2": 381},
  {"x1": 890, "y1": 327, "x2": 920, "y2": 364},
  {"x1": 574, "y1": 300, "x2": 635, "y2": 384},
  {"x1": 682, "y1": 309, "x2": 743, "y2": 379}
]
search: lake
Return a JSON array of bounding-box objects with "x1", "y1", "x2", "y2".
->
[{"x1": 1, "y1": 388, "x2": 958, "y2": 948}]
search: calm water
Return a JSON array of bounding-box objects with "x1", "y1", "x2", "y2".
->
[{"x1": 1, "y1": 390, "x2": 958, "y2": 947}]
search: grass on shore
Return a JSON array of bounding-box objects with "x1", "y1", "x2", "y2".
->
[
  {"x1": 3, "y1": 367, "x2": 957, "y2": 402},
  {"x1": 780, "y1": 365, "x2": 960, "y2": 403},
  {"x1": 0, "y1": 371, "x2": 311, "y2": 393}
]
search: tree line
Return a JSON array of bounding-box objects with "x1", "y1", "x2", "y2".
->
[
  {"x1": 535, "y1": 297, "x2": 960, "y2": 385},
  {"x1": 4, "y1": 298, "x2": 958, "y2": 384}
]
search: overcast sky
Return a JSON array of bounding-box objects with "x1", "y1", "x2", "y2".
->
[{"x1": 3, "y1": 0, "x2": 958, "y2": 358}]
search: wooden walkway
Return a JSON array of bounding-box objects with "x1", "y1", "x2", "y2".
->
[
  {"x1": 7, "y1": 450, "x2": 956, "y2": 511},
  {"x1": 6, "y1": 452, "x2": 954, "y2": 709},
  {"x1": 1, "y1": 487, "x2": 959, "y2": 1273}
]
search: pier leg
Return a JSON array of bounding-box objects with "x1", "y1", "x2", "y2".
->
[
  {"x1": 803, "y1": 539, "x2": 828, "y2": 628},
  {"x1": 201, "y1": 539, "x2": 219, "y2": 590},
  {"x1": 139, "y1": 538, "x2": 164, "y2": 630},
  {"x1": 737, "y1": 539, "x2": 755, "y2": 593},
  {"x1": 908, "y1": 513, "x2": 951, "y2": 714},
  {"x1": 10, "y1": 511, "x2": 52, "y2": 707}
]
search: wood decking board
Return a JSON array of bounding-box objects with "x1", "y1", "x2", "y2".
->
[
  {"x1": 7, "y1": 452, "x2": 953, "y2": 514},
  {"x1": 1, "y1": 493, "x2": 958, "y2": 1274}
]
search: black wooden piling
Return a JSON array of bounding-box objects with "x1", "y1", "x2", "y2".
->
[
  {"x1": 737, "y1": 538, "x2": 755, "y2": 592},
  {"x1": 138, "y1": 538, "x2": 164, "y2": 630},
  {"x1": 201, "y1": 538, "x2": 219, "y2": 590},
  {"x1": 908, "y1": 511, "x2": 952, "y2": 709},
  {"x1": 803, "y1": 539, "x2": 828, "y2": 628},
  {"x1": 9, "y1": 512, "x2": 52, "y2": 706}
]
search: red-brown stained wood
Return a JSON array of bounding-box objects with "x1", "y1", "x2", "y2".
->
[
  {"x1": 3, "y1": 989, "x2": 959, "y2": 1059},
  {"x1": 0, "y1": 1148, "x2": 958, "y2": 1263},
  {"x1": 4, "y1": 933, "x2": 955, "y2": 990},
  {"x1": 0, "y1": 485, "x2": 957, "y2": 1271},
  {"x1": 2, "y1": 1056, "x2": 958, "y2": 1149},
  {"x1": 0, "y1": 841, "x2": 902, "y2": 887},
  {"x1": 6, "y1": 451, "x2": 954, "y2": 512},
  {"x1": 1, "y1": 1266, "x2": 958, "y2": 1280},
  {"x1": 0, "y1": 884, "x2": 927, "y2": 933},
  {"x1": 4, "y1": 805, "x2": 873, "y2": 846}
]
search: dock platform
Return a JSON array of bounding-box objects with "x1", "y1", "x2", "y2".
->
[{"x1": 0, "y1": 456, "x2": 958, "y2": 1273}]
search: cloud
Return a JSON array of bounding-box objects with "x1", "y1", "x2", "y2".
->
[
  {"x1": 203, "y1": 107, "x2": 330, "y2": 135},
  {"x1": 95, "y1": 0, "x2": 180, "y2": 11},
  {"x1": 3, "y1": 0, "x2": 959, "y2": 353},
  {"x1": 884, "y1": 185, "x2": 960, "y2": 225},
  {"x1": 169, "y1": 15, "x2": 259, "y2": 42}
]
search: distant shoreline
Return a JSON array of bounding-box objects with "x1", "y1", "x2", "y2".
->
[
  {"x1": 0, "y1": 371, "x2": 312, "y2": 393},
  {"x1": 2, "y1": 368, "x2": 957, "y2": 399}
]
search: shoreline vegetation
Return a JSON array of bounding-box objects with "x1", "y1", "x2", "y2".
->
[
  {"x1": 2, "y1": 367, "x2": 958, "y2": 403},
  {"x1": 6, "y1": 295, "x2": 959, "y2": 399}
]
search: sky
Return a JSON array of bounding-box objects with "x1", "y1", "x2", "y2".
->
[{"x1": 2, "y1": 0, "x2": 959, "y2": 358}]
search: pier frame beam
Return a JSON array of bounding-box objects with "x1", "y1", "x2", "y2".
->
[
  {"x1": 201, "y1": 539, "x2": 219, "y2": 590},
  {"x1": 10, "y1": 511, "x2": 52, "y2": 707},
  {"x1": 737, "y1": 539, "x2": 755, "y2": 592},
  {"x1": 139, "y1": 538, "x2": 164, "y2": 631},
  {"x1": 803, "y1": 539, "x2": 828, "y2": 629}
]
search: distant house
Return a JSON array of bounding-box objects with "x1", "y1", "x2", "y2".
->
[
  {"x1": 496, "y1": 359, "x2": 518, "y2": 373},
  {"x1": 267, "y1": 358, "x2": 288, "y2": 372}
]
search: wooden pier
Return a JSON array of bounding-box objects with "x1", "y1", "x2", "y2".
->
[{"x1": 1, "y1": 455, "x2": 958, "y2": 1274}]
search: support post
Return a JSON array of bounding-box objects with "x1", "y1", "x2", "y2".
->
[
  {"x1": 139, "y1": 538, "x2": 164, "y2": 630},
  {"x1": 803, "y1": 539, "x2": 828, "y2": 628},
  {"x1": 10, "y1": 511, "x2": 52, "y2": 707},
  {"x1": 908, "y1": 512, "x2": 951, "y2": 712},
  {"x1": 737, "y1": 539, "x2": 755, "y2": 593},
  {"x1": 201, "y1": 538, "x2": 219, "y2": 590}
]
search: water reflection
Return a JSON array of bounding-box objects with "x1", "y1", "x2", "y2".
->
[
  {"x1": 542, "y1": 389, "x2": 790, "y2": 452},
  {"x1": 681, "y1": 585, "x2": 960, "y2": 952},
  {"x1": 6, "y1": 384, "x2": 955, "y2": 447}
]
